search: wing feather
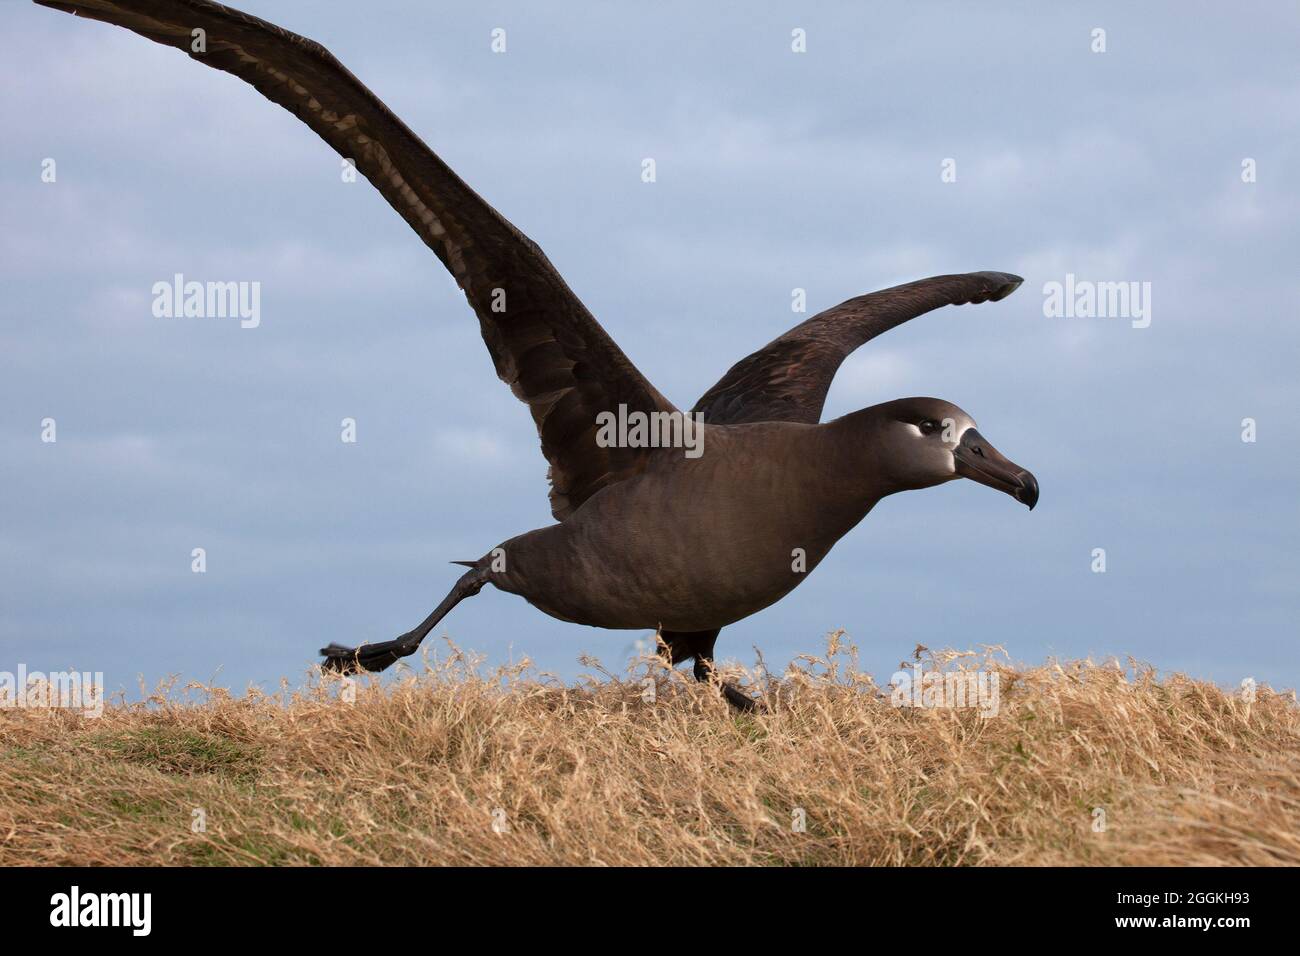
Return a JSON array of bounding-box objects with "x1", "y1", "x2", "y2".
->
[
  {"x1": 38, "y1": 0, "x2": 675, "y2": 519},
  {"x1": 693, "y1": 272, "x2": 1022, "y2": 425}
]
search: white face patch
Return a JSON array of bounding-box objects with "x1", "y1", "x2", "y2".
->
[
  {"x1": 904, "y1": 415, "x2": 975, "y2": 476},
  {"x1": 905, "y1": 414, "x2": 976, "y2": 442},
  {"x1": 941, "y1": 418, "x2": 976, "y2": 475},
  {"x1": 940, "y1": 418, "x2": 974, "y2": 446}
]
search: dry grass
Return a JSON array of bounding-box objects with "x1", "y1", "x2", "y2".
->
[{"x1": 2, "y1": 635, "x2": 1297, "y2": 866}]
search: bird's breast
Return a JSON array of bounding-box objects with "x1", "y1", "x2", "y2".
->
[{"x1": 492, "y1": 440, "x2": 873, "y2": 631}]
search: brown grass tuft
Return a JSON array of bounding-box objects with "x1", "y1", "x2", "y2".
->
[{"x1": 2, "y1": 636, "x2": 1297, "y2": 866}]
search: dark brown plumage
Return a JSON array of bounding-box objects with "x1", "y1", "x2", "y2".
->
[
  {"x1": 40, "y1": 0, "x2": 1039, "y2": 710},
  {"x1": 693, "y1": 272, "x2": 1023, "y2": 426}
]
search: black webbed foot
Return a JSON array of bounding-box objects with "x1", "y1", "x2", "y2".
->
[{"x1": 320, "y1": 636, "x2": 417, "y2": 674}]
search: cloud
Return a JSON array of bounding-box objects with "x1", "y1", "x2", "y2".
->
[{"x1": 3, "y1": 0, "x2": 1298, "y2": 696}]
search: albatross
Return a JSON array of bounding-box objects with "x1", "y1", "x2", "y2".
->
[{"x1": 39, "y1": 0, "x2": 1039, "y2": 710}]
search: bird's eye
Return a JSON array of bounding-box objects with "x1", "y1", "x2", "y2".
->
[{"x1": 919, "y1": 419, "x2": 938, "y2": 435}]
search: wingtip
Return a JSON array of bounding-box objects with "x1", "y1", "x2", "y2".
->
[{"x1": 985, "y1": 272, "x2": 1024, "y2": 301}]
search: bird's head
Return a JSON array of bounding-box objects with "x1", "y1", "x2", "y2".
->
[{"x1": 870, "y1": 397, "x2": 1038, "y2": 509}]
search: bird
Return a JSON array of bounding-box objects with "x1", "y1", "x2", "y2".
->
[{"x1": 38, "y1": 0, "x2": 1039, "y2": 711}]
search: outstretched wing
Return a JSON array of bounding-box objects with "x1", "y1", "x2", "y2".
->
[
  {"x1": 38, "y1": 0, "x2": 676, "y2": 520},
  {"x1": 692, "y1": 272, "x2": 1022, "y2": 425}
]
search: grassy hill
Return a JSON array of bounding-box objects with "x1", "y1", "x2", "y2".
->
[{"x1": 2, "y1": 637, "x2": 1296, "y2": 866}]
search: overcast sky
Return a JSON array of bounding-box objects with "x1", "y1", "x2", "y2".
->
[{"x1": 3, "y1": 0, "x2": 1297, "y2": 699}]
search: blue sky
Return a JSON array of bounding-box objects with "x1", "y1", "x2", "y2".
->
[{"x1": 2, "y1": 0, "x2": 1297, "y2": 698}]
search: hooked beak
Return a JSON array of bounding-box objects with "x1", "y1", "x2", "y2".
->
[{"x1": 952, "y1": 428, "x2": 1039, "y2": 510}]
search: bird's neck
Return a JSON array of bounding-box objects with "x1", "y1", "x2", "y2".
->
[{"x1": 814, "y1": 408, "x2": 908, "y2": 504}]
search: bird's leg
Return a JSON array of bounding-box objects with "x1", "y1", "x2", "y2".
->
[
  {"x1": 655, "y1": 630, "x2": 696, "y2": 666},
  {"x1": 320, "y1": 565, "x2": 489, "y2": 674},
  {"x1": 661, "y1": 628, "x2": 760, "y2": 712},
  {"x1": 693, "y1": 653, "x2": 760, "y2": 713}
]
